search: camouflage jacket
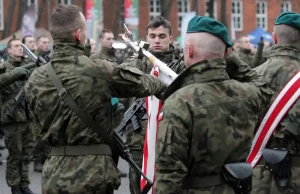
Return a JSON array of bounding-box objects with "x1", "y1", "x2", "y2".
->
[
  {"x1": 123, "y1": 45, "x2": 185, "y2": 75},
  {"x1": 0, "y1": 56, "x2": 29, "y2": 125},
  {"x1": 90, "y1": 46, "x2": 118, "y2": 63},
  {"x1": 238, "y1": 48, "x2": 254, "y2": 67},
  {"x1": 154, "y1": 58, "x2": 272, "y2": 194},
  {"x1": 24, "y1": 41, "x2": 166, "y2": 191},
  {"x1": 35, "y1": 49, "x2": 51, "y2": 62},
  {"x1": 255, "y1": 45, "x2": 300, "y2": 154},
  {"x1": 0, "y1": 70, "x2": 21, "y2": 89}
]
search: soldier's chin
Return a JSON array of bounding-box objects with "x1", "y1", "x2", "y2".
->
[{"x1": 152, "y1": 48, "x2": 163, "y2": 52}]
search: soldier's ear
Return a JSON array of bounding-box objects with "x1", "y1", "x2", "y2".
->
[
  {"x1": 188, "y1": 43, "x2": 194, "y2": 58},
  {"x1": 74, "y1": 29, "x2": 81, "y2": 41},
  {"x1": 169, "y1": 35, "x2": 173, "y2": 42}
]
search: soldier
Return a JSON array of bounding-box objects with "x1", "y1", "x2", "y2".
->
[
  {"x1": 0, "y1": 38, "x2": 36, "y2": 194},
  {"x1": 252, "y1": 12, "x2": 300, "y2": 194},
  {"x1": 236, "y1": 36, "x2": 254, "y2": 64},
  {"x1": 154, "y1": 16, "x2": 272, "y2": 194},
  {"x1": 24, "y1": 5, "x2": 166, "y2": 194},
  {"x1": 90, "y1": 29, "x2": 118, "y2": 62},
  {"x1": 121, "y1": 16, "x2": 185, "y2": 194},
  {"x1": 0, "y1": 66, "x2": 30, "y2": 166},
  {"x1": 31, "y1": 35, "x2": 51, "y2": 172},
  {"x1": 22, "y1": 35, "x2": 36, "y2": 53},
  {"x1": 35, "y1": 35, "x2": 50, "y2": 62}
]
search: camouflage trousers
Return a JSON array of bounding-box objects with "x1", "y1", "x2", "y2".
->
[
  {"x1": 3, "y1": 122, "x2": 34, "y2": 187},
  {"x1": 42, "y1": 155, "x2": 120, "y2": 194},
  {"x1": 31, "y1": 121, "x2": 50, "y2": 163},
  {"x1": 252, "y1": 165, "x2": 300, "y2": 194},
  {"x1": 125, "y1": 121, "x2": 146, "y2": 194},
  {"x1": 32, "y1": 136, "x2": 50, "y2": 163}
]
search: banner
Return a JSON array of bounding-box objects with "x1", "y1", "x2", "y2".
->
[
  {"x1": 124, "y1": 0, "x2": 139, "y2": 40},
  {"x1": 22, "y1": 5, "x2": 35, "y2": 38},
  {"x1": 141, "y1": 66, "x2": 175, "y2": 194},
  {"x1": 86, "y1": 0, "x2": 103, "y2": 41}
]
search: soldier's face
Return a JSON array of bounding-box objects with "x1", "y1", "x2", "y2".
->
[
  {"x1": 146, "y1": 26, "x2": 172, "y2": 52},
  {"x1": 37, "y1": 37, "x2": 49, "y2": 52},
  {"x1": 100, "y1": 33, "x2": 114, "y2": 48},
  {"x1": 238, "y1": 37, "x2": 251, "y2": 50},
  {"x1": 24, "y1": 37, "x2": 36, "y2": 51},
  {"x1": 8, "y1": 40, "x2": 23, "y2": 58}
]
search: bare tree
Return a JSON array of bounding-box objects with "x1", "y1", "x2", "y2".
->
[
  {"x1": 113, "y1": 0, "x2": 124, "y2": 38},
  {"x1": 161, "y1": 0, "x2": 173, "y2": 20},
  {"x1": 2, "y1": 0, "x2": 16, "y2": 39},
  {"x1": 36, "y1": 0, "x2": 47, "y2": 27},
  {"x1": 192, "y1": 0, "x2": 200, "y2": 15},
  {"x1": 16, "y1": 0, "x2": 27, "y2": 31},
  {"x1": 220, "y1": 0, "x2": 227, "y2": 27},
  {"x1": 207, "y1": 0, "x2": 215, "y2": 18}
]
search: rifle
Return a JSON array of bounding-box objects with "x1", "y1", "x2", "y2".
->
[
  {"x1": 112, "y1": 131, "x2": 152, "y2": 194},
  {"x1": 7, "y1": 44, "x2": 47, "y2": 119},
  {"x1": 116, "y1": 98, "x2": 147, "y2": 136}
]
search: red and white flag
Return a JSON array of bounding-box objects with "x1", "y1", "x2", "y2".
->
[
  {"x1": 247, "y1": 71, "x2": 300, "y2": 167},
  {"x1": 141, "y1": 66, "x2": 175, "y2": 193}
]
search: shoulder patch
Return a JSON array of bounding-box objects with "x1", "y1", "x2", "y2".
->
[{"x1": 158, "y1": 112, "x2": 164, "y2": 121}]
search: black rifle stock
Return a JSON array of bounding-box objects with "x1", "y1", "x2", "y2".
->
[{"x1": 116, "y1": 98, "x2": 147, "y2": 136}]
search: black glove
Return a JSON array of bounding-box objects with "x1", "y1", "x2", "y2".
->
[
  {"x1": 84, "y1": 38, "x2": 91, "y2": 57},
  {"x1": 11, "y1": 67, "x2": 30, "y2": 80}
]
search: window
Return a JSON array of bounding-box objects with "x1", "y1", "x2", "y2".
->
[
  {"x1": 149, "y1": 0, "x2": 161, "y2": 21},
  {"x1": 0, "y1": 0, "x2": 3, "y2": 30},
  {"x1": 256, "y1": 1, "x2": 268, "y2": 31},
  {"x1": 231, "y1": 0, "x2": 243, "y2": 31},
  {"x1": 57, "y1": 0, "x2": 72, "y2": 5},
  {"x1": 178, "y1": 0, "x2": 190, "y2": 30},
  {"x1": 205, "y1": 0, "x2": 217, "y2": 19},
  {"x1": 27, "y1": 0, "x2": 38, "y2": 21},
  {"x1": 281, "y1": 0, "x2": 291, "y2": 12}
]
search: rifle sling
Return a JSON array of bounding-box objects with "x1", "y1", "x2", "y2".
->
[{"x1": 45, "y1": 63, "x2": 119, "y2": 155}]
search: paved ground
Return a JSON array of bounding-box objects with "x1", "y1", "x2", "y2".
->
[{"x1": 0, "y1": 137, "x2": 130, "y2": 194}]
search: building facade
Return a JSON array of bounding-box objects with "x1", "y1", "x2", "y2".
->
[{"x1": 0, "y1": 0, "x2": 299, "y2": 44}]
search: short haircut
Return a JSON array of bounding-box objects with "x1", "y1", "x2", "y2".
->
[
  {"x1": 147, "y1": 16, "x2": 172, "y2": 35},
  {"x1": 7, "y1": 39, "x2": 21, "y2": 48},
  {"x1": 186, "y1": 33, "x2": 226, "y2": 59},
  {"x1": 50, "y1": 5, "x2": 84, "y2": 40},
  {"x1": 22, "y1": 35, "x2": 33, "y2": 44},
  {"x1": 98, "y1": 29, "x2": 113, "y2": 39},
  {"x1": 274, "y1": 24, "x2": 300, "y2": 47},
  {"x1": 36, "y1": 35, "x2": 48, "y2": 43}
]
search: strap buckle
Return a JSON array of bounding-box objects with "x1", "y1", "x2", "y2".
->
[{"x1": 58, "y1": 88, "x2": 67, "y2": 99}]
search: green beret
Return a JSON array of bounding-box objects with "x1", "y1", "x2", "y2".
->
[
  {"x1": 187, "y1": 16, "x2": 232, "y2": 47},
  {"x1": 275, "y1": 12, "x2": 300, "y2": 31}
]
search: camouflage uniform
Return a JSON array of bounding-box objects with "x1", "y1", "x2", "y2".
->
[
  {"x1": 35, "y1": 49, "x2": 51, "y2": 62},
  {"x1": 252, "y1": 45, "x2": 300, "y2": 194},
  {"x1": 24, "y1": 41, "x2": 166, "y2": 194},
  {"x1": 237, "y1": 48, "x2": 254, "y2": 67},
  {"x1": 90, "y1": 46, "x2": 129, "y2": 129},
  {"x1": 90, "y1": 46, "x2": 118, "y2": 63},
  {"x1": 123, "y1": 45, "x2": 185, "y2": 194},
  {"x1": 0, "y1": 56, "x2": 34, "y2": 188},
  {"x1": 32, "y1": 50, "x2": 51, "y2": 172},
  {"x1": 154, "y1": 56, "x2": 272, "y2": 194},
  {"x1": 0, "y1": 70, "x2": 26, "y2": 88}
]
